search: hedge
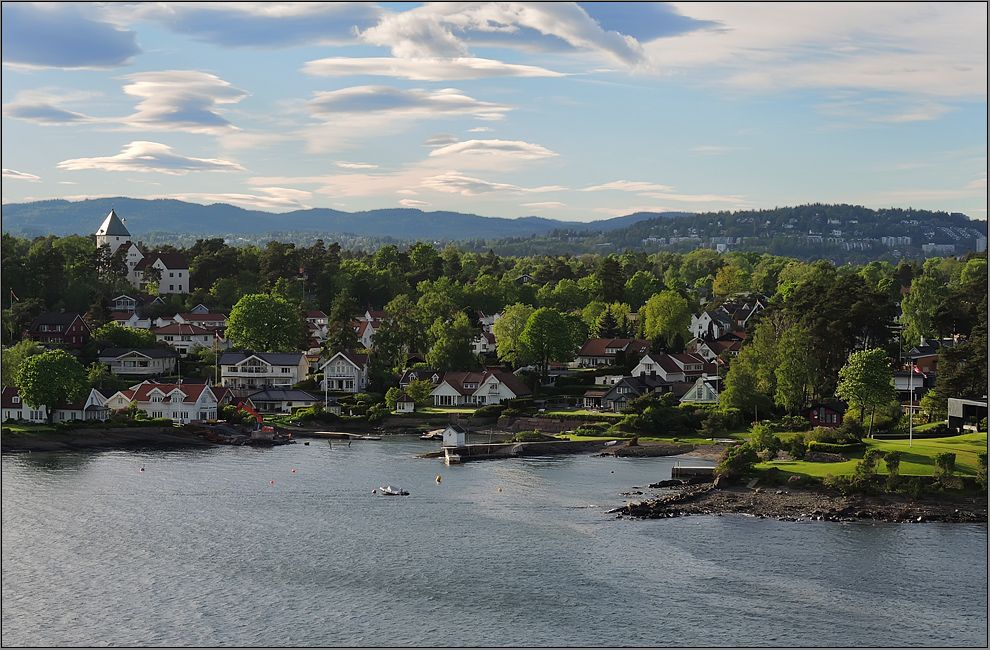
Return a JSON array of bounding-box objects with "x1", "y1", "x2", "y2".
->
[{"x1": 808, "y1": 441, "x2": 866, "y2": 454}]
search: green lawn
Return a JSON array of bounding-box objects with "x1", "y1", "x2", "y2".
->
[
  {"x1": 1, "y1": 424, "x2": 57, "y2": 435},
  {"x1": 760, "y1": 432, "x2": 987, "y2": 478}
]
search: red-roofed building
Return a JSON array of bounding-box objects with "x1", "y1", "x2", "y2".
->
[
  {"x1": 105, "y1": 381, "x2": 220, "y2": 423},
  {"x1": 319, "y1": 350, "x2": 370, "y2": 393},
  {"x1": 152, "y1": 322, "x2": 226, "y2": 356},
  {"x1": 430, "y1": 370, "x2": 532, "y2": 407},
  {"x1": 575, "y1": 338, "x2": 651, "y2": 367},
  {"x1": 28, "y1": 312, "x2": 91, "y2": 349}
]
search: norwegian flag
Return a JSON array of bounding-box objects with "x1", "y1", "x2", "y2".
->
[
  {"x1": 10, "y1": 289, "x2": 18, "y2": 301},
  {"x1": 716, "y1": 356, "x2": 727, "y2": 366},
  {"x1": 911, "y1": 364, "x2": 927, "y2": 378}
]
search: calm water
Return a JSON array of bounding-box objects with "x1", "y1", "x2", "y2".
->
[{"x1": 2, "y1": 436, "x2": 987, "y2": 648}]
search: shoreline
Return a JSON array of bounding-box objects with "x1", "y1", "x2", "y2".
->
[
  {"x1": 614, "y1": 482, "x2": 988, "y2": 523},
  {"x1": 1, "y1": 427, "x2": 218, "y2": 453}
]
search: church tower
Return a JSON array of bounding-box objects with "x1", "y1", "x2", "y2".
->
[{"x1": 95, "y1": 209, "x2": 131, "y2": 254}]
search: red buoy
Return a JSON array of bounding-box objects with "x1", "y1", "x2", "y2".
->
[
  {"x1": 291, "y1": 469, "x2": 296, "y2": 472},
  {"x1": 271, "y1": 480, "x2": 274, "y2": 484}
]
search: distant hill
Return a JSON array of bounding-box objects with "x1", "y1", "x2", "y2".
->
[{"x1": 0, "y1": 197, "x2": 686, "y2": 241}]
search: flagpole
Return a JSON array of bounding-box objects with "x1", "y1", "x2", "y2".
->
[{"x1": 909, "y1": 360, "x2": 914, "y2": 448}]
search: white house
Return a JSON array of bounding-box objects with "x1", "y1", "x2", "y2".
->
[
  {"x1": 131, "y1": 253, "x2": 190, "y2": 295},
  {"x1": 472, "y1": 331, "x2": 497, "y2": 356},
  {"x1": 319, "y1": 350, "x2": 370, "y2": 393},
  {"x1": 2, "y1": 386, "x2": 46, "y2": 422},
  {"x1": 430, "y1": 370, "x2": 532, "y2": 407},
  {"x1": 98, "y1": 348, "x2": 178, "y2": 377},
  {"x1": 105, "y1": 381, "x2": 221, "y2": 424},
  {"x1": 677, "y1": 375, "x2": 720, "y2": 404},
  {"x1": 52, "y1": 388, "x2": 111, "y2": 422},
  {"x1": 221, "y1": 352, "x2": 310, "y2": 391},
  {"x1": 690, "y1": 311, "x2": 734, "y2": 340},
  {"x1": 395, "y1": 393, "x2": 416, "y2": 413},
  {"x1": 442, "y1": 424, "x2": 468, "y2": 447},
  {"x1": 153, "y1": 323, "x2": 221, "y2": 357},
  {"x1": 245, "y1": 389, "x2": 320, "y2": 415},
  {"x1": 630, "y1": 352, "x2": 715, "y2": 383}
]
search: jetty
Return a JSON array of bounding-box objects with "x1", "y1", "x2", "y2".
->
[{"x1": 436, "y1": 439, "x2": 611, "y2": 464}]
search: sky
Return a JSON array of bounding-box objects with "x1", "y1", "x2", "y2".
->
[{"x1": 1, "y1": 2, "x2": 987, "y2": 223}]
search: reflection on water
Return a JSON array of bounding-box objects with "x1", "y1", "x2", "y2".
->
[{"x1": 2, "y1": 440, "x2": 987, "y2": 648}]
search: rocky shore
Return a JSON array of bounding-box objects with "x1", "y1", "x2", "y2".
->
[
  {"x1": 1, "y1": 427, "x2": 218, "y2": 453},
  {"x1": 612, "y1": 482, "x2": 988, "y2": 523}
]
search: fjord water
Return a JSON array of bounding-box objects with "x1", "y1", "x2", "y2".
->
[{"x1": 2, "y1": 437, "x2": 987, "y2": 648}]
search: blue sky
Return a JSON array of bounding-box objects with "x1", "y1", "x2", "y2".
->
[{"x1": 2, "y1": 2, "x2": 986, "y2": 222}]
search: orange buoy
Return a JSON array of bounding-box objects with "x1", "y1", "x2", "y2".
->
[
  {"x1": 436, "y1": 475, "x2": 441, "y2": 483},
  {"x1": 498, "y1": 488, "x2": 502, "y2": 492}
]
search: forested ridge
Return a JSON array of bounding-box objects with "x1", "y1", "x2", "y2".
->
[{"x1": 3, "y1": 198, "x2": 985, "y2": 265}]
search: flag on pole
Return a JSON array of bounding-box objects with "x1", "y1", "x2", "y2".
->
[
  {"x1": 716, "y1": 356, "x2": 727, "y2": 366},
  {"x1": 215, "y1": 330, "x2": 224, "y2": 342},
  {"x1": 10, "y1": 289, "x2": 18, "y2": 301},
  {"x1": 912, "y1": 364, "x2": 927, "y2": 378}
]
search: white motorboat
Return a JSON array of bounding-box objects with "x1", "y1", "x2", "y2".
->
[{"x1": 378, "y1": 486, "x2": 409, "y2": 496}]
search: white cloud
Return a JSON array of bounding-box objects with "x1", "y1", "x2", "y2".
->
[
  {"x1": 108, "y1": 2, "x2": 380, "y2": 49},
  {"x1": 302, "y1": 56, "x2": 566, "y2": 81},
  {"x1": 428, "y1": 139, "x2": 557, "y2": 161},
  {"x1": 399, "y1": 198, "x2": 430, "y2": 208},
  {"x1": 650, "y1": 3, "x2": 987, "y2": 98},
  {"x1": 421, "y1": 172, "x2": 565, "y2": 196},
  {"x1": 3, "y1": 71, "x2": 249, "y2": 136},
  {"x1": 301, "y1": 87, "x2": 511, "y2": 152},
  {"x1": 359, "y1": 3, "x2": 647, "y2": 66},
  {"x1": 118, "y1": 70, "x2": 249, "y2": 134},
  {"x1": 306, "y1": 86, "x2": 509, "y2": 120},
  {"x1": 692, "y1": 145, "x2": 740, "y2": 154},
  {"x1": 580, "y1": 179, "x2": 743, "y2": 204},
  {"x1": 521, "y1": 201, "x2": 566, "y2": 209},
  {"x1": 593, "y1": 205, "x2": 695, "y2": 217},
  {"x1": 423, "y1": 134, "x2": 459, "y2": 147},
  {"x1": 165, "y1": 187, "x2": 311, "y2": 211},
  {"x1": 467, "y1": 126, "x2": 493, "y2": 133},
  {"x1": 335, "y1": 161, "x2": 378, "y2": 169},
  {"x1": 582, "y1": 180, "x2": 676, "y2": 193},
  {"x1": 2, "y1": 169, "x2": 41, "y2": 181},
  {"x1": 57, "y1": 141, "x2": 245, "y2": 175}
]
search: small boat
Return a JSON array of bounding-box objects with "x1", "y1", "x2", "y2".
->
[
  {"x1": 378, "y1": 486, "x2": 409, "y2": 496},
  {"x1": 420, "y1": 429, "x2": 444, "y2": 440},
  {"x1": 604, "y1": 440, "x2": 619, "y2": 447}
]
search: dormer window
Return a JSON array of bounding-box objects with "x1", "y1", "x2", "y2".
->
[{"x1": 12, "y1": 396, "x2": 20, "y2": 404}]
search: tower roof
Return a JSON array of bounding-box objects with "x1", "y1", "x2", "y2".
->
[{"x1": 96, "y1": 209, "x2": 130, "y2": 237}]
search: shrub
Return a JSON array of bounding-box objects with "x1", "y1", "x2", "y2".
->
[
  {"x1": 715, "y1": 443, "x2": 758, "y2": 484},
  {"x1": 976, "y1": 451, "x2": 988, "y2": 491},
  {"x1": 807, "y1": 441, "x2": 866, "y2": 454},
  {"x1": 781, "y1": 415, "x2": 811, "y2": 432},
  {"x1": 366, "y1": 404, "x2": 390, "y2": 424},
  {"x1": 836, "y1": 417, "x2": 865, "y2": 441},
  {"x1": 750, "y1": 423, "x2": 782, "y2": 461},
  {"x1": 574, "y1": 423, "x2": 611, "y2": 436},
  {"x1": 932, "y1": 452, "x2": 957, "y2": 487},
  {"x1": 511, "y1": 430, "x2": 556, "y2": 442},
  {"x1": 788, "y1": 433, "x2": 808, "y2": 460},
  {"x1": 472, "y1": 404, "x2": 505, "y2": 419},
  {"x1": 884, "y1": 450, "x2": 902, "y2": 477},
  {"x1": 854, "y1": 449, "x2": 885, "y2": 480},
  {"x1": 354, "y1": 392, "x2": 383, "y2": 405}
]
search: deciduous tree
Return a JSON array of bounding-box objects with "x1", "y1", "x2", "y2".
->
[
  {"x1": 227, "y1": 293, "x2": 302, "y2": 353},
  {"x1": 16, "y1": 349, "x2": 88, "y2": 423}
]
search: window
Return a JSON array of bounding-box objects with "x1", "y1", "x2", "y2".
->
[
  {"x1": 12, "y1": 396, "x2": 20, "y2": 404},
  {"x1": 170, "y1": 272, "x2": 174, "y2": 277},
  {"x1": 281, "y1": 368, "x2": 291, "y2": 374},
  {"x1": 170, "y1": 285, "x2": 175, "y2": 291}
]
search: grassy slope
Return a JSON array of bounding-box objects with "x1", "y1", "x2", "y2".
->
[{"x1": 762, "y1": 432, "x2": 987, "y2": 478}]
